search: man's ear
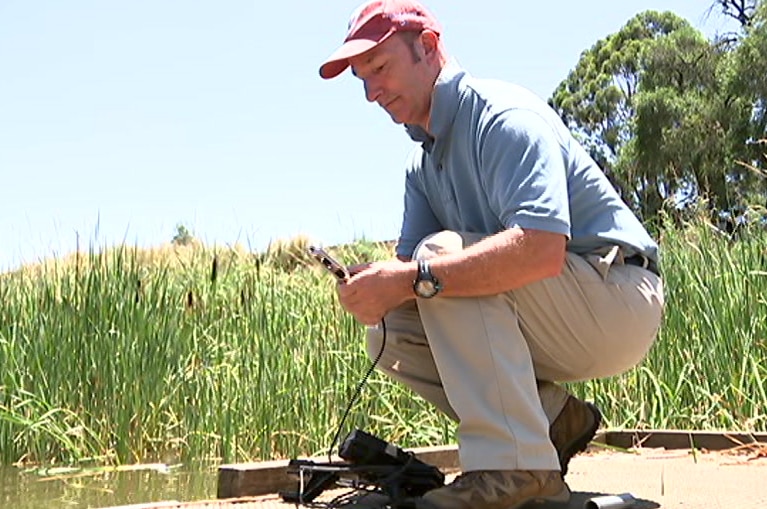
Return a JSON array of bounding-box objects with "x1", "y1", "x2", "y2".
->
[{"x1": 419, "y1": 30, "x2": 440, "y2": 58}]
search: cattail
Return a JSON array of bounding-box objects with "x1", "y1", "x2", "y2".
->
[{"x1": 211, "y1": 256, "x2": 218, "y2": 284}]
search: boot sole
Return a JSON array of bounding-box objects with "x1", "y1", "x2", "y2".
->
[
  {"x1": 517, "y1": 486, "x2": 572, "y2": 508},
  {"x1": 559, "y1": 402, "x2": 602, "y2": 477}
]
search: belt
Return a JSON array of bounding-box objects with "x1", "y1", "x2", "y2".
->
[{"x1": 624, "y1": 254, "x2": 660, "y2": 277}]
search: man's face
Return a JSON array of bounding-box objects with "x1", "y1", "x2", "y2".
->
[{"x1": 348, "y1": 32, "x2": 433, "y2": 127}]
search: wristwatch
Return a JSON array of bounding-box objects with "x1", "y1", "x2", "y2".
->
[{"x1": 413, "y1": 259, "x2": 442, "y2": 298}]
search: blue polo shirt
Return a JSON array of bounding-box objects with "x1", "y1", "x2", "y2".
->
[{"x1": 396, "y1": 64, "x2": 659, "y2": 263}]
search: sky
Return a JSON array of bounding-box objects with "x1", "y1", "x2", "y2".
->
[{"x1": 0, "y1": 0, "x2": 739, "y2": 270}]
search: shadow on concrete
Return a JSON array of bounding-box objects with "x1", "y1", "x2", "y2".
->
[{"x1": 331, "y1": 490, "x2": 660, "y2": 508}]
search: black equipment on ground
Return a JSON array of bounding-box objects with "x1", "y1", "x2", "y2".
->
[{"x1": 280, "y1": 429, "x2": 445, "y2": 508}]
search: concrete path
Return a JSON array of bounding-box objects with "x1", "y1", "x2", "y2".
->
[
  {"x1": 565, "y1": 447, "x2": 766, "y2": 508},
  {"x1": 103, "y1": 445, "x2": 767, "y2": 508},
  {"x1": 259, "y1": 447, "x2": 767, "y2": 508}
]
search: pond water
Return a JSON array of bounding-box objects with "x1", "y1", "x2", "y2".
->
[{"x1": 0, "y1": 465, "x2": 217, "y2": 509}]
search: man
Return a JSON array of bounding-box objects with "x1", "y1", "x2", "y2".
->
[{"x1": 319, "y1": 1, "x2": 665, "y2": 508}]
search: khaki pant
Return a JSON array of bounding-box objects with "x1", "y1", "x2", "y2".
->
[{"x1": 367, "y1": 231, "x2": 664, "y2": 471}]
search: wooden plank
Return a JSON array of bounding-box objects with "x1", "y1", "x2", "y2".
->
[
  {"x1": 217, "y1": 445, "x2": 460, "y2": 499},
  {"x1": 217, "y1": 459, "x2": 293, "y2": 499},
  {"x1": 596, "y1": 429, "x2": 767, "y2": 451},
  {"x1": 101, "y1": 498, "x2": 282, "y2": 509},
  {"x1": 407, "y1": 444, "x2": 460, "y2": 472},
  {"x1": 217, "y1": 430, "x2": 767, "y2": 498},
  {"x1": 100, "y1": 502, "x2": 181, "y2": 509}
]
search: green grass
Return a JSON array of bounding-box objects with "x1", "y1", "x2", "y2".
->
[
  {"x1": 567, "y1": 220, "x2": 767, "y2": 431},
  {"x1": 0, "y1": 220, "x2": 765, "y2": 467}
]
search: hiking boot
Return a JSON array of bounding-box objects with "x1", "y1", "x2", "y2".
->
[
  {"x1": 419, "y1": 470, "x2": 570, "y2": 509},
  {"x1": 549, "y1": 396, "x2": 602, "y2": 476}
]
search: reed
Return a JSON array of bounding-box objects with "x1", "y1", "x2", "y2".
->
[
  {"x1": 575, "y1": 217, "x2": 767, "y2": 432},
  {"x1": 0, "y1": 221, "x2": 764, "y2": 467}
]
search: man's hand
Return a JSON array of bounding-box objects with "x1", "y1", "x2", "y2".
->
[{"x1": 337, "y1": 260, "x2": 415, "y2": 325}]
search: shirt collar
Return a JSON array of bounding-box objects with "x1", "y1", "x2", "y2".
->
[{"x1": 404, "y1": 61, "x2": 466, "y2": 158}]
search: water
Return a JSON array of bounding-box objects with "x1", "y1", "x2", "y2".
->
[{"x1": 0, "y1": 465, "x2": 217, "y2": 509}]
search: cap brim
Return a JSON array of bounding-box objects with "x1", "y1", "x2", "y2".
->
[{"x1": 319, "y1": 35, "x2": 390, "y2": 80}]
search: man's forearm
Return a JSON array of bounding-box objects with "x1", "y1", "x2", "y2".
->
[{"x1": 396, "y1": 229, "x2": 566, "y2": 299}]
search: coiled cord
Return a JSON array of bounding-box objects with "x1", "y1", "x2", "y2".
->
[{"x1": 326, "y1": 317, "x2": 387, "y2": 462}]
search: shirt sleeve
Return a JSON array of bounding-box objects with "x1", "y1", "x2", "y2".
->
[
  {"x1": 396, "y1": 150, "x2": 443, "y2": 259},
  {"x1": 478, "y1": 108, "x2": 571, "y2": 237}
]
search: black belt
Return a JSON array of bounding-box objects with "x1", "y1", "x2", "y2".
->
[{"x1": 624, "y1": 254, "x2": 660, "y2": 277}]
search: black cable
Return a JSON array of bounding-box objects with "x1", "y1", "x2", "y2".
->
[
  {"x1": 293, "y1": 318, "x2": 424, "y2": 509},
  {"x1": 326, "y1": 317, "x2": 387, "y2": 462}
]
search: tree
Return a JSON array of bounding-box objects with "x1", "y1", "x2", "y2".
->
[
  {"x1": 549, "y1": 11, "x2": 691, "y2": 205},
  {"x1": 171, "y1": 223, "x2": 194, "y2": 246},
  {"x1": 711, "y1": 0, "x2": 759, "y2": 27},
  {"x1": 730, "y1": 0, "x2": 767, "y2": 161},
  {"x1": 550, "y1": 8, "x2": 763, "y2": 223},
  {"x1": 623, "y1": 23, "x2": 750, "y2": 219}
]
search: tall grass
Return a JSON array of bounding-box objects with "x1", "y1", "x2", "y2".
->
[
  {"x1": 0, "y1": 221, "x2": 765, "y2": 467},
  {"x1": 0, "y1": 240, "x2": 446, "y2": 466},
  {"x1": 569, "y1": 219, "x2": 767, "y2": 432}
]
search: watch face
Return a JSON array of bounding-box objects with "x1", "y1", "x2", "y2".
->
[{"x1": 415, "y1": 279, "x2": 438, "y2": 298}]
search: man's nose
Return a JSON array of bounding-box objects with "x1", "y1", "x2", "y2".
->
[{"x1": 364, "y1": 79, "x2": 382, "y2": 103}]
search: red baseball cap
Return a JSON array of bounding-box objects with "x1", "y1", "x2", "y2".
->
[{"x1": 319, "y1": 0, "x2": 442, "y2": 80}]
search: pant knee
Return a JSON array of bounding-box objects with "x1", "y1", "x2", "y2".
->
[{"x1": 412, "y1": 230, "x2": 486, "y2": 260}]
